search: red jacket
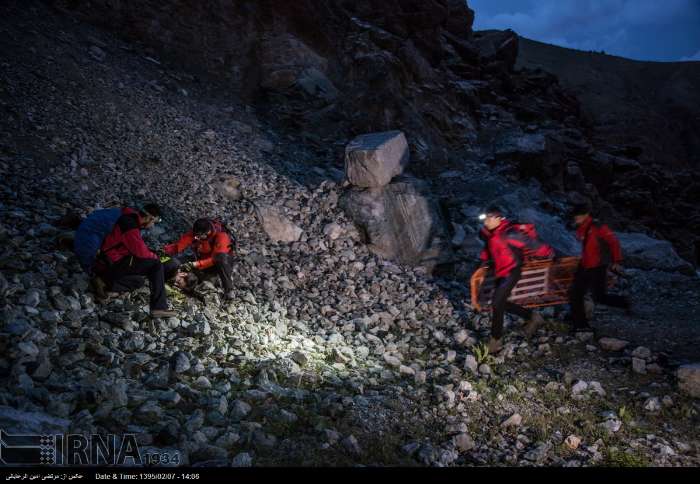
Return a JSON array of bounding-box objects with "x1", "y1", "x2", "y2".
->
[
  {"x1": 100, "y1": 208, "x2": 157, "y2": 263},
  {"x1": 576, "y1": 215, "x2": 622, "y2": 269},
  {"x1": 164, "y1": 221, "x2": 233, "y2": 270},
  {"x1": 479, "y1": 220, "x2": 554, "y2": 278}
]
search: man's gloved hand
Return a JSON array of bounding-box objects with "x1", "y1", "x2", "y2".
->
[{"x1": 180, "y1": 261, "x2": 196, "y2": 272}]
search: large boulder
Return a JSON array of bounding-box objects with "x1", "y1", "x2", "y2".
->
[
  {"x1": 254, "y1": 205, "x2": 303, "y2": 243},
  {"x1": 345, "y1": 131, "x2": 410, "y2": 188},
  {"x1": 342, "y1": 176, "x2": 447, "y2": 268},
  {"x1": 617, "y1": 233, "x2": 693, "y2": 273}
]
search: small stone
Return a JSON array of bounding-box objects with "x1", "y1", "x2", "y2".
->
[
  {"x1": 598, "y1": 337, "x2": 629, "y2": 351},
  {"x1": 193, "y1": 376, "x2": 212, "y2": 390},
  {"x1": 323, "y1": 223, "x2": 344, "y2": 241},
  {"x1": 341, "y1": 435, "x2": 362, "y2": 455},
  {"x1": 501, "y1": 413, "x2": 522, "y2": 428},
  {"x1": 464, "y1": 355, "x2": 478, "y2": 373},
  {"x1": 478, "y1": 364, "x2": 491, "y2": 375},
  {"x1": 632, "y1": 346, "x2": 652, "y2": 360},
  {"x1": 231, "y1": 400, "x2": 251, "y2": 421},
  {"x1": 446, "y1": 350, "x2": 456, "y2": 363},
  {"x1": 414, "y1": 371, "x2": 427, "y2": 385},
  {"x1": 564, "y1": 435, "x2": 581, "y2": 450},
  {"x1": 454, "y1": 433, "x2": 475, "y2": 452},
  {"x1": 588, "y1": 381, "x2": 606, "y2": 396},
  {"x1": 134, "y1": 401, "x2": 163, "y2": 425},
  {"x1": 643, "y1": 397, "x2": 661, "y2": 412},
  {"x1": 662, "y1": 395, "x2": 674, "y2": 407},
  {"x1": 231, "y1": 452, "x2": 252, "y2": 467},
  {"x1": 383, "y1": 353, "x2": 401, "y2": 367},
  {"x1": 677, "y1": 363, "x2": 700, "y2": 398},
  {"x1": 399, "y1": 365, "x2": 415, "y2": 376},
  {"x1": 290, "y1": 351, "x2": 308, "y2": 367},
  {"x1": 632, "y1": 357, "x2": 646, "y2": 374},
  {"x1": 571, "y1": 380, "x2": 588, "y2": 395},
  {"x1": 599, "y1": 418, "x2": 622, "y2": 433},
  {"x1": 171, "y1": 351, "x2": 191, "y2": 374}
]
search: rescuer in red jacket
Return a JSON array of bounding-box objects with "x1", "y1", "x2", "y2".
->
[
  {"x1": 478, "y1": 206, "x2": 553, "y2": 354},
  {"x1": 98, "y1": 204, "x2": 177, "y2": 318},
  {"x1": 163, "y1": 218, "x2": 236, "y2": 301},
  {"x1": 569, "y1": 202, "x2": 630, "y2": 332}
]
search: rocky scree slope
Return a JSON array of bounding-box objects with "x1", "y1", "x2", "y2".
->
[
  {"x1": 53, "y1": 0, "x2": 700, "y2": 267},
  {"x1": 1, "y1": 0, "x2": 700, "y2": 467}
]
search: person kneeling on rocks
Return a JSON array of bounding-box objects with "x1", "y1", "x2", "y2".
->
[
  {"x1": 478, "y1": 206, "x2": 553, "y2": 354},
  {"x1": 96, "y1": 204, "x2": 177, "y2": 318},
  {"x1": 162, "y1": 218, "x2": 236, "y2": 301},
  {"x1": 568, "y1": 201, "x2": 631, "y2": 334}
]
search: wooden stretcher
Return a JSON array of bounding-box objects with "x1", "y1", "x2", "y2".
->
[{"x1": 470, "y1": 256, "x2": 615, "y2": 311}]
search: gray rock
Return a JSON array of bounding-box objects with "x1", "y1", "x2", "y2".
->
[
  {"x1": 231, "y1": 452, "x2": 253, "y2": 467},
  {"x1": 345, "y1": 131, "x2": 409, "y2": 188},
  {"x1": 599, "y1": 337, "x2": 629, "y2": 352},
  {"x1": 0, "y1": 406, "x2": 70, "y2": 434},
  {"x1": 677, "y1": 363, "x2": 700, "y2": 398},
  {"x1": 524, "y1": 442, "x2": 551, "y2": 463},
  {"x1": 341, "y1": 434, "x2": 362, "y2": 455},
  {"x1": 454, "y1": 433, "x2": 475, "y2": 452},
  {"x1": 255, "y1": 205, "x2": 302, "y2": 243},
  {"x1": 631, "y1": 346, "x2": 652, "y2": 360},
  {"x1": 464, "y1": 355, "x2": 478, "y2": 373},
  {"x1": 290, "y1": 351, "x2": 308, "y2": 367},
  {"x1": 231, "y1": 400, "x2": 251, "y2": 421},
  {"x1": 171, "y1": 351, "x2": 191, "y2": 374},
  {"x1": 342, "y1": 176, "x2": 447, "y2": 268},
  {"x1": 571, "y1": 380, "x2": 588, "y2": 395},
  {"x1": 643, "y1": 397, "x2": 661, "y2": 412},
  {"x1": 501, "y1": 413, "x2": 522, "y2": 427},
  {"x1": 134, "y1": 401, "x2": 163, "y2": 425},
  {"x1": 617, "y1": 233, "x2": 693, "y2": 273},
  {"x1": 632, "y1": 358, "x2": 646, "y2": 374}
]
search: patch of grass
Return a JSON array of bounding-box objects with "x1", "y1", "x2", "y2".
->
[
  {"x1": 603, "y1": 448, "x2": 651, "y2": 467},
  {"x1": 618, "y1": 405, "x2": 633, "y2": 424},
  {"x1": 472, "y1": 343, "x2": 496, "y2": 366}
]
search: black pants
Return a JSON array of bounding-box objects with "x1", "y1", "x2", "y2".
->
[
  {"x1": 570, "y1": 265, "x2": 628, "y2": 327},
  {"x1": 491, "y1": 267, "x2": 532, "y2": 339},
  {"x1": 164, "y1": 253, "x2": 234, "y2": 292},
  {"x1": 102, "y1": 256, "x2": 168, "y2": 310}
]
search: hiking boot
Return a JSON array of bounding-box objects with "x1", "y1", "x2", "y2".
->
[
  {"x1": 487, "y1": 337, "x2": 503, "y2": 355},
  {"x1": 151, "y1": 309, "x2": 177, "y2": 319},
  {"x1": 90, "y1": 276, "x2": 107, "y2": 300},
  {"x1": 524, "y1": 311, "x2": 545, "y2": 339}
]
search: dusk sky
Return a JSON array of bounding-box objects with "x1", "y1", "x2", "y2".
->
[{"x1": 469, "y1": 0, "x2": 700, "y2": 62}]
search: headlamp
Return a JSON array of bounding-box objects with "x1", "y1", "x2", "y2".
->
[{"x1": 478, "y1": 213, "x2": 487, "y2": 221}]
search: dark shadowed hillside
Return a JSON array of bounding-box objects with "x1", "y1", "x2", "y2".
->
[{"x1": 517, "y1": 37, "x2": 700, "y2": 263}]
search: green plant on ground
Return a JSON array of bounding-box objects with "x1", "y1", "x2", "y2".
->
[
  {"x1": 472, "y1": 343, "x2": 496, "y2": 366},
  {"x1": 618, "y1": 405, "x2": 633, "y2": 424},
  {"x1": 603, "y1": 448, "x2": 650, "y2": 467}
]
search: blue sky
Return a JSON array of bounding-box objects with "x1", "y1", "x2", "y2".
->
[{"x1": 469, "y1": 0, "x2": 700, "y2": 62}]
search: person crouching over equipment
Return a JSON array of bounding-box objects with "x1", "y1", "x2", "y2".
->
[
  {"x1": 478, "y1": 206, "x2": 553, "y2": 354},
  {"x1": 162, "y1": 218, "x2": 236, "y2": 301}
]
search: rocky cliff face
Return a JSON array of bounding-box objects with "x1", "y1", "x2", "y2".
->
[
  {"x1": 53, "y1": 1, "x2": 699, "y2": 267},
  {"x1": 517, "y1": 37, "x2": 700, "y2": 265}
]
